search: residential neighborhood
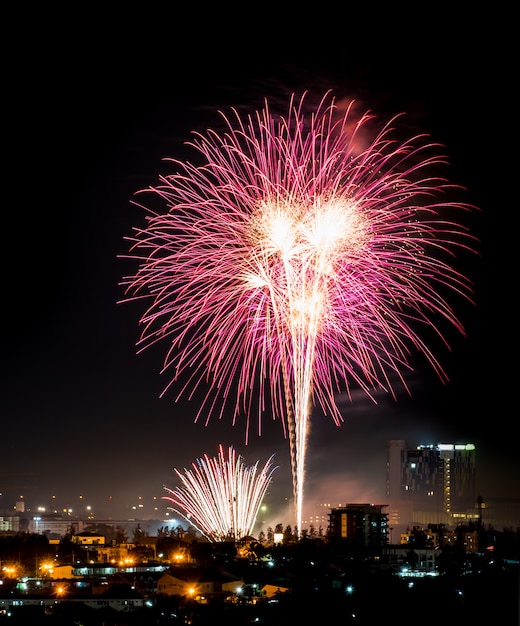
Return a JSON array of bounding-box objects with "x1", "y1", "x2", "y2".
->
[{"x1": 0, "y1": 519, "x2": 518, "y2": 624}]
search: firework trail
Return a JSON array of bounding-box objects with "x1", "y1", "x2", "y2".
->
[
  {"x1": 121, "y1": 91, "x2": 477, "y2": 534},
  {"x1": 163, "y1": 444, "x2": 278, "y2": 541}
]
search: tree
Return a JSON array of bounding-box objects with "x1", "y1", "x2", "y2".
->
[
  {"x1": 283, "y1": 525, "x2": 295, "y2": 544},
  {"x1": 156, "y1": 526, "x2": 170, "y2": 538},
  {"x1": 132, "y1": 523, "x2": 149, "y2": 544},
  {"x1": 172, "y1": 525, "x2": 186, "y2": 539},
  {"x1": 115, "y1": 525, "x2": 129, "y2": 545}
]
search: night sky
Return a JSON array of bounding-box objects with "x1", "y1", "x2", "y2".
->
[{"x1": 2, "y1": 8, "x2": 515, "y2": 526}]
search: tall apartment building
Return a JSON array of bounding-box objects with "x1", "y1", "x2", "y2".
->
[
  {"x1": 386, "y1": 440, "x2": 477, "y2": 528},
  {"x1": 328, "y1": 503, "x2": 389, "y2": 547}
]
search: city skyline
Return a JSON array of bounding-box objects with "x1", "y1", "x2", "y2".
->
[
  {"x1": 1, "y1": 434, "x2": 516, "y2": 533},
  {"x1": 2, "y1": 10, "x2": 516, "y2": 530}
]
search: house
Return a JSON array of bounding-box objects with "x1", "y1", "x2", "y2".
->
[
  {"x1": 49, "y1": 564, "x2": 76, "y2": 579},
  {"x1": 157, "y1": 567, "x2": 243, "y2": 600},
  {"x1": 260, "y1": 583, "x2": 290, "y2": 598},
  {"x1": 0, "y1": 583, "x2": 147, "y2": 615},
  {"x1": 73, "y1": 532, "x2": 105, "y2": 546}
]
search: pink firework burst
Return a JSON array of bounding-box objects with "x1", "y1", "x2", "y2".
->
[{"x1": 120, "y1": 91, "x2": 478, "y2": 533}]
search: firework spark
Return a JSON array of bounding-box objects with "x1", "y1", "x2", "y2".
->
[
  {"x1": 121, "y1": 91, "x2": 477, "y2": 534},
  {"x1": 163, "y1": 445, "x2": 278, "y2": 541}
]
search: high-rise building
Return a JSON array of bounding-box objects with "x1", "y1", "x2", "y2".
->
[
  {"x1": 328, "y1": 503, "x2": 389, "y2": 547},
  {"x1": 386, "y1": 440, "x2": 477, "y2": 528}
]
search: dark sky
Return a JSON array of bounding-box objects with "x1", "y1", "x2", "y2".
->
[{"x1": 2, "y1": 8, "x2": 515, "y2": 526}]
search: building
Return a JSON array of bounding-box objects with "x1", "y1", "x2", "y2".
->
[
  {"x1": 328, "y1": 503, "x2": 389, "y2": 547},
  {"x1": 0, "y1": 584, "x2": 147, "y2": 617},
  {"x1": 386, "y1": 440, "x2": 478, "y2": 529},
  {"x1": 381, "y1": 545, "x2": 439, "y2": 576},
  {"x1": 157, "y1": 567, "x2": 243, "y2": 600},
  {"x1": 0, "y1": 516, "x2": 20, "y2": 533}
]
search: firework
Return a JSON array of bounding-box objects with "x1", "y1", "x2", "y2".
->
[
  {"x1": 121, "y1": 91, "x2": 477, "y2": 534},
  {"x1": 163, "y1": 444, "x2": 278, "y2": 541}
]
